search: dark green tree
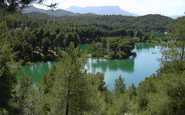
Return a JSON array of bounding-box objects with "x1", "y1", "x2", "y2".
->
[
  {"x1": 0, "y1": 21, "x2": 18, "y2": 111},
  {"x1": 0, "y1": 0, "x2": 56, "y2": 10}
]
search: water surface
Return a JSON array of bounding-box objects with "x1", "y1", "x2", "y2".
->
[
  {"x1": 86, "y1": 43, "x2": 162, "y2": 89},
  {"x1": 18, "y1": 43, "x2": 162, "y2": 90}
]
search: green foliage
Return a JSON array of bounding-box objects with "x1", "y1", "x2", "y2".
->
[
  {"x1": 0, "y1": 0, "x2": 56, "y2": 11},
  {"x1": 88, "y1": 41, "x2": 107, "y2": 58},
  {"x1": 136, "y1": 72, "x2": 185, "y2": 115},
  {"x1": 171, "y1": 16, "x2": 185, "y2": 61},
  {"x1": 1, "y1": 4, "x2": 185, "y2": 115},
  {"x1": 50, "y1": 43, "x2": 92, "y2": 114},
  {"x1": 0, "y1": 21, "x2": 18, "y2": 111},
  {"x1": 0, "y1": 11, "x2": 173, "y2": 62},
  {"x1": 12, "y1": 76, "x2": 34, "y2": 114},
  {"x1": 161, "y1": 16, "x2": 185, "y2": 72},
  {"x1": 128, "y1": 84, "x2": 137, "y2": 99},
  {"x1": 103, "y1": 76, "x2": 131, "y2": 115},
  {"x1": 18, "y1": 42, "x2": 105, "y2": 114},
  {"x1": 114, "y1": 75, "x2": 126, "y2": 94},
  {"x1": 106, "y1": 37, "x2": 138, "y2": 59},
  {"x1": 172, "y1": 16, "x2": 185, "y2": 41},
  {"x1": 134, "y1": 18, "x2": 185, "y2": 114},
  {"x1": 87, "y1": 37, "x2": 138, "y2": 59},
  {"x1": 137, "y1": 77, "x2": 155, "y2": 111}
]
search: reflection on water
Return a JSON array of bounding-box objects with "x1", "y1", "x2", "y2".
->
[
  {"x1": 135, "y1": 43, "x2": 156, "y2": 50},
  {"x1": 86, "y1": 43, "x2": 162, "y2": 90},
  {"x1": 18, "y1": 43, "x2": 163, "y2": 90},
  {"x1": 17, "y1": 62, "x2": 53, "y2": 84},
  {"x1": 85, "y1": 59, "x2": 134, "y2": 73}
]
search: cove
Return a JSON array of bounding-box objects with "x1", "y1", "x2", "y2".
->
[{"x1": 18, "y1": 43, "x2": 162, "y2": 90}]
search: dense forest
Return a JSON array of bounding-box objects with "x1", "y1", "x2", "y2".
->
[
  {"x1": 0, "y1": 2, "x2": 185, "y2": 115},
  {"x1": 1, "y1": 8, "x2": 172, "y2": 62}
]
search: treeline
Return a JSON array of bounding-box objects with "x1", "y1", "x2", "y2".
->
[
  {"x1": 86, "y1": 37, "x2": 138, "y2": 59},
  {"x1": 1, "y1": 10, "x2": 172, "y2": 62},
  {"x1": 25, "y1": 12, "x2": 173, "y2": 42},
  {"x1": 27, "y1": 12, "x2": 173, "y2": 33}
]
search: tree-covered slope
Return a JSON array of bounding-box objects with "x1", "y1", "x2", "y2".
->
[{"x1": 26, "y1": 13, "x2": 173, "y2": 33}]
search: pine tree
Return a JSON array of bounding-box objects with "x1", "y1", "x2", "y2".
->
[
  {"x1": 40, "y1": 42, "x2": 99, "y2": 115},
  {"x1": 114, "y1": 75, "x2": 126, "y2": 95}
]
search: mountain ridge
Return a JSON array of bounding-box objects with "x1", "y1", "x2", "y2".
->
[
  {"x1": 23, "y1": 5, "x2": 78, "y2": 16},
  {"x1": 23, "y1": 5, "x2": 137, "y2": 16},
  {"x1": 23, "y1": 5, "x2": 181, "y2": 18}
]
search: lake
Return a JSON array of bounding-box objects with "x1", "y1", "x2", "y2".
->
[{"x1": 18, "y1": 43, "x2": 162, "y2": 90}]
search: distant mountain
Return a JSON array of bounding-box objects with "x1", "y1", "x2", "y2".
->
[
  {"x1": 23, "y1": 5, "x2": 77, "y2": 16},
  {"x1": 67, "y1": 6, "x2": 136, "y2": 16}
]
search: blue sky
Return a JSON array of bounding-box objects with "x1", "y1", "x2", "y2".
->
[{"x1": 34, "y1": 0, "x2": 185, "y2": 16}]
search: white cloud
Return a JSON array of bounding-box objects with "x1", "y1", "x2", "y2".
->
[{"x1": 34, "y1": 0, "x2": 185, "y2": 16}]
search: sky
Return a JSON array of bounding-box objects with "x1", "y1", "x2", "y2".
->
[{"x1": 34, "y1": 0, "x2": 185, "y2": 16}]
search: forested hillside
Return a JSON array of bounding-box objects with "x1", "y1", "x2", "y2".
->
[
  {"x1": 1, "y1": 10, "x2": 173, "y2": 61},
  {"x1": 27, "y1": 12, "x2": 173, "y2": 33}
]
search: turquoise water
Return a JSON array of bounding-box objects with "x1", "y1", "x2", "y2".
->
[
  {"x1": 18, "y1": 43, "x2": 162, "y2": 90},
  {"x1": 85, "y1": 43, "x2": 162, "y2": 89},
  {"x1": 17, "y1": 62, "x2": 53, "y2": 84}
]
